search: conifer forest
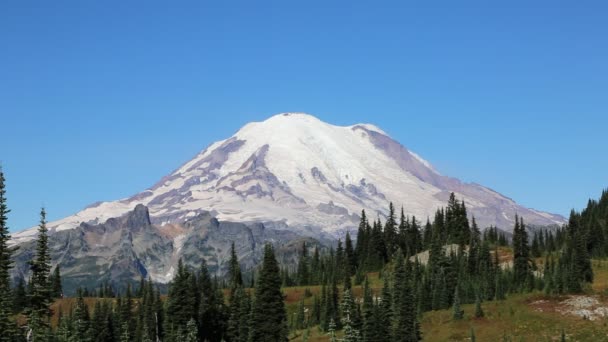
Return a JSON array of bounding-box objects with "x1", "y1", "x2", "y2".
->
[{"x1": 1, "y1": 166, "x2": 608, "y2": 341}]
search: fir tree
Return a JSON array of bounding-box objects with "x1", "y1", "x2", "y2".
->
[
  {"x1": 393, "y1": 250, "x2": 421, "y2": 342},
  {"x1": 295, "y1": 298, "x2": 306, "y2": 330},
  {"x1": 0, "y1": 167, "x2": 16, "y2": 342},
  {"x1": 345, "y1": 231, "x2": 356, "y2": 277},
  {"x1": 72, "y1": 289, "x2": 91, "y2": 342},
  {"x1": 377, "y1": 277, "x2": 392, "y2": 341},
  {"x1": 249, "y1": 244, "x2": 288, "y2": 342},
  {"x1": 384, "y1": 203, "x2": 398, "y2": 257},
  {"x1": 296, "y1": 241, "x2": 310, "y2": 286},
  {"x1": 452, "y1": 286, "x2": 463, "y2": 320},
  {"x1": 27, "y1": 208, "x2": 53, "y2": 339},
  {"x1": 229, "y1": 242, "x2": 243, "y2": 288},
  {"x1": 51, "y1": 265, "x2": 63, "y2": 298},
  {"x1": 355, "y1": 210, "x2": 369, "y2": 268},
  {"x1": 361, "y1": 277, "x2": 376, "y2": 342},
  {"x1": 12, "y1": 278, "x2": 27, "y2": 313},
  {"x1": 184, "y1": 318, "x2": 198, "y2": 342},
  {"x1": 340, "y1": 289, "x2": 361, "y2": 342}
]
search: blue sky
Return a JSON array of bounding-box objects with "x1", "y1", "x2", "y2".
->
[{"x1": 1, "y1": 1, "x2": 607, "y2": 231}]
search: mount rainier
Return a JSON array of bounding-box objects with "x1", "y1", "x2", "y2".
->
[
  {"x1": 10, "y1": 113, "x2": 565, "y2": 288},
  {"x1": 13, "y1": 112, "x2": 564, "y2": 244}
]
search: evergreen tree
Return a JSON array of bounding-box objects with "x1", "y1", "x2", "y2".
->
[
  {"x1": 361, "y1": 277, "x2": 376, "y2": 342},
  {"x1": 512, "y1": 216, "x2": 532, "y2": 289},
  {"x1": 0, "y1": 167, "x2": 17, "y2": 342},
  {"x1": 229, "y1": 242, "x2": 243, "y2": 288},
  {"x1": 198, "y1": 259, "x2": 225, "y2": 342},
  {"x1": 227, "y1": 286, "x2": 244, "y2": 341},
  {"x1": 345, "y1": 231, "x2": 356, "y2": 277},
  {"x1": 377, "y1": 277, "x2": 392, "y2": 341},
  {"x1": 355, "y1": 210, "x2": 369, "y2": 268},
  {"x1": 384, "y1": 203, "x2": 398, "y2": 257},
  {"x1": 13, "y1": 278, "x2": 27, "y2": 313},
  {"x1": 393, "y1": 250, "x2": 421, "y2": 342},
  {"x1": 340, "y1": 289, "x2": 361, "y2": 342},
  {"x1": 237, "y1": 289, "x2": 251, "y2": 342},
  {"x1": 27, "y1": 208, "x2": 53, "y2": 339},
  {"x1": 185, "y1": 318, "x2": 198, "y2": 342},
  {"x1": 248, "y1": 244, "x2": 288, "y2": 342},
  {"x1": 452, "y1": 286, "x2": 463, "y2": 320},
  {"x1": 50, "y1": 265, "x2": 63, "y2": 298},
  {"x1": 165, "y1": 259, "x2": 195, "y2": 339},
  {"x1": 296, "y1": 241, "x2": 310, "y2": 286},
  {"x1": 72, "y1": 290, "x2": 91, "y2": 342},
  {"x1": 295, "y1": 297, "x2": 306, "y2": 330}
]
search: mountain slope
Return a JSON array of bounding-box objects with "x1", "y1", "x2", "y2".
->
[
  {"x1": 11, "y1": 204, "x2": 324, "y2": 291},
  {"x1": 12, "y1": 113, "x2": 564, "y2": 247}
]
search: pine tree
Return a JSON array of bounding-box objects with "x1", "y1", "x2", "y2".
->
[
  {"x1": 51, "y1": 265, "x2": 62, "y2": 298},
  {"x1": 512, "y1": 215, "x2": 531, "y2": 289},
  {"x1": 229, "y1": 242, "x2": 243, "y2": 288},
  {"x1": 185, "y1": 318, "x2": 198, "y2": 342},
  {"x1": 355, "y1": 210, "x2": 369, "y2": 268},
  {"x1": 452, "y1": 286, "x2": 463, "y2": 320},
  {"x1": 227, "y1": 286, "x2": 243, "y2": 341},
  {"x1": 345, "y1": 231, "x2": 356, "y2": 277},
  {"x1": 295, "y1": 298, "x2": 306, "y2": 330},
  {"x1": 296, "y1": 241, "x2": 310, "y2": 286},
  {"x1": 384, "y1": 202, "x2": 398, "y2": 257},
  {"x1": 27, "y1": 208, "x2": 53, "y2": 339},
  {"x1": 393, "y1": 250, "x2": 421, "y2": 342},
  {"x1": 377, "y1": 276, "x2": 392, "y2": 341},
  {"x1": 0, "y1": 167, "x2": 16, "y2": 342},
  {"x1": 237, "y1": 289, "x2": 251, "y2": 342},
  {"x1": 249, "y1": 244, "x2": 288, "y2": 342},
  {"x1": 361, "y1": 277, "x2": 376, "y2": 342},
  {"x1": 12, "y1": 278, "x2": 27, "y2": 313},
  {"x1": 166, "y1": 259, "x2": 196, "y2": 337},
  {"x1": 340, "y1": 289, "x2": 361, "y2": 342},
  {"x1": 72, "y1": 289, "x2": 91, "y2": 342}
]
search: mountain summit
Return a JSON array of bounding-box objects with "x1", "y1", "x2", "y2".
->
[{"x1": 12, "y1": 113, "x2": 564, "y2": 245}]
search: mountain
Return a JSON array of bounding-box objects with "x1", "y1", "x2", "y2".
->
[
  {"x1": 10, "y1": 113, "x2": 565, "y2": 288},
  {"x1": 13, "y1": 112, "x2": 564, "y2": 245},
  {"x1": 11, "y1": 204, "x2": 327, "y2": 292}
]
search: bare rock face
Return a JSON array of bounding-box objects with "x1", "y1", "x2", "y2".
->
[
  {"x1": 10, "y1": 113, "x2": 566, "y2": 288},
  {"x1": 11, "y1": 205, "x2": 325, "y2": 294}
]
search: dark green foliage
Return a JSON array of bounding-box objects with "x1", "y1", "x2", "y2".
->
[
  {"x1": 50, "y1": 265, "x2": 63, "y2": 298},
  {"x1": 512, "y1": 216, "x2": 532, "y2": 289},
  {"x1": 296, "y1": 241, "x2": 310, "y2": 286},
  {"x1": 248, "y1": 244, "x2": 288, "y2": 342},
  {"x1": 165, "y1": 259, "x2": 196, "y2": 339},
  {"x1": 384, "y1": 202, "x2": 398, "y2": 257},
  {"x1": 452, "y1": 286, "x2": 463, "y2": 320},
  {"x1": 0, "y1": 167, "x2": 18, "y2": 342},
  {"x1": 73, "y1": 289, "x2": 92, "y2": 341},
  {"x1": 27, "y1": 208, "x2": 53, "y2": 338},
  {"x1": 199, "y1": 259, "x2": 226, "y2": 342},
  {"x1": 393, "y1": 250, "x2": 421, "y2": 341},
  {"x1": 345, "y1": 231, "x2": 356, "y2": 278},
  {"x1": 229, "y1": 242, "x2": 243, "y2": 288}
]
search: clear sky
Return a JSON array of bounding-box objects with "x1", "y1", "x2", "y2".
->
[{"x1": 1, "y1": 1, "x2": 607, "y2": 232}]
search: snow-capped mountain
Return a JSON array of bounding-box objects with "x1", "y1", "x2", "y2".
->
[{"x1": 12, "y1": 113, "x2": 565, "y2": 245}]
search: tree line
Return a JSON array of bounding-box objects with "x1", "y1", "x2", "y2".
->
[{"x1": 0, "y1": 165, "x2": 604, "y2": 341}]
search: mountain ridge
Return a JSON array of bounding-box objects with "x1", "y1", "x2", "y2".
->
[{"x1": 11, "y1": 113, "x2": 565, "y2": 246}]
